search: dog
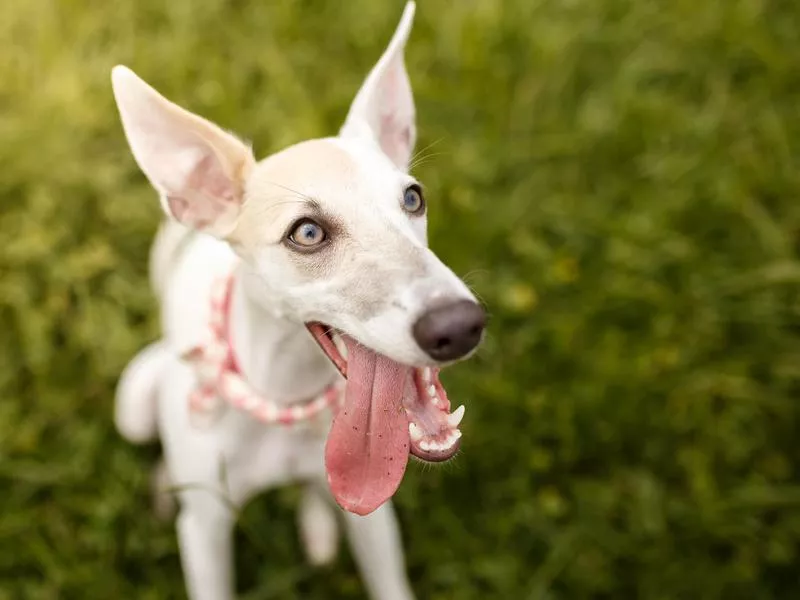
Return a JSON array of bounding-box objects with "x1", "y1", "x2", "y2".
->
[{"x1": 111, "y1": 3, "x2": 485, "y2": 599}]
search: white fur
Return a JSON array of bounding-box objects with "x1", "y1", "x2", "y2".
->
[
  {"x1": 115, "y1": 340, "x2": 167, "y2": 443},
  {"x1": 112, "y1": 3, "x2": 475, "y2": 599}
]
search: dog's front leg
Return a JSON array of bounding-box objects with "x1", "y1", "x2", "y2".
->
[
  {"x1": 343, "y1": 501, "x2": 416, "y2": 600},
  {"x1": 176, "y1": 495, "x2": 236, "y2": 600}
]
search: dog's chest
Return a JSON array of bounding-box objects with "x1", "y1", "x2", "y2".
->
[{"x1": 229, "y1": 416, "x2": 331, "y2": 492}]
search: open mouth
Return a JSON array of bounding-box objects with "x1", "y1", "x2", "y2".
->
[{"x1": 306, "y1": 322, "x2": 464, "y2": 516}]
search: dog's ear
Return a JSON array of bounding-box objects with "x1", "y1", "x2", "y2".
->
[
  {"x1": 111, "y1": 66, "x2": 255, "y2": 237},
  {"x1": 340, "y1": 2, "x2": 416, "y2": 172}
]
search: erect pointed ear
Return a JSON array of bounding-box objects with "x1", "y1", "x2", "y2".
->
[
  {"x1": 339, "y1": 2, "x2": 417, "y2": 172},
  {"x1": 111, "y1": 66, "x2": 255, "y2": 238}
]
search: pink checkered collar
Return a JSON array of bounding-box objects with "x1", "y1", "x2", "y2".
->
[{"x1": 181, "y1": 270, "x2": 344, "y2": 427}]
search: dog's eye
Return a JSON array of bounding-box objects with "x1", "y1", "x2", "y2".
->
[
  {"x1": 401, "y1": 185, "x2": 425, "y2": 215},
  {"x1": 288, "y1": 219, "x2": 326, "y2": 248}
]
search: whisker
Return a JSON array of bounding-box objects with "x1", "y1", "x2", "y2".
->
[
  {"x1": 409, "y1": 137, "x2": 445, "y2": 165},
  {"x1": 408, "y1": 137, "x2": 447, "y2": 171},
  {"x1": 409, "y1": 151, "x2": 448, "y2": 172},
  {"x1": 461, "y1": 269, "x2": 490, "y2": 284},
  {"x1": 466, "y1": 285, "x2": 489, "y2": 307},
  {"x1": 459, "y1": 271, "x2": 491, "y2": 306},
  {"x1": 246, "y1": 196, "x2": 310, "y2": 221},
  {"x1": 261, "y1": 180, "x2": 315, "y2": 202}
]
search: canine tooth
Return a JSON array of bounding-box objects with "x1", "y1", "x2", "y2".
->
[
  {"x1": 428, "y1": 385, "x2": 437, "y2": 398},
  {"x1": 422, "y1": 367, "x2": 432, "y2": 382},
  {"x1": 409, "y1": 422, "x2": 424, "y2": 442},
  {"x1": 447, "y1": 405, "x2": 465, "y2": 428},
  {"x1": 452, "y1": 430, "x2": 462, "y2": 442}
]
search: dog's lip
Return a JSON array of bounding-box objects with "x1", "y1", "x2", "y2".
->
[
  {"x1": 305, "y1": 322, "x2": 347, "y2": 378},
  {"x1": 410, "y1": 439, "x2": 461, "y2": 462}
]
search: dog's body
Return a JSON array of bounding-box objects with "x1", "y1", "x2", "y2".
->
[
  {"x1": 118, "y1": 219, "x2": 413, "y2": 600},
  {"x1": 112, "y1": 4, "x2": 484, "y2": 599}
]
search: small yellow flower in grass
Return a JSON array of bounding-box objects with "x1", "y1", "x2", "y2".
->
[
  {"x1": 654, "y1": 346, "x2": 680, "y2": 369},
  {"x1": 552, "y1": 256, "x2": 579, "y2": 283},
  {"x1": 529, "y1": 448, "x2": 553, "y2": 472},
  {"x1": 502, "y1": 282, "x2": 538, "y2": 313},
  {"x1": 538, "y1": 486, "x2": 567, "y2": 517}
]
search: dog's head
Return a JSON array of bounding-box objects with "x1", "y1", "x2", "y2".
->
[{"x1": 112, "y1": 2, "x2": 486, "y2": 515}]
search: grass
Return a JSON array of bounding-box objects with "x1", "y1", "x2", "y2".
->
[{"x1": 1, "y1": 0, "x2": 800, "y2": 598}]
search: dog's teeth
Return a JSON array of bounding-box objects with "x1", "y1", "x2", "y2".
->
[
  {"x1": 428, "y1": 385, "x2": 437, "y2": 398},
  {"x1": 419, "y1": 440, "x2": 432, "y2": 452},
  {"x1": 422, "y1": 367, "x2": 432, "y2": 382},
  {"x1": 409, "y1": 422, "x2": 424, "y2": 442},
  {"x1": 443, "y1": 430, "x2": 461, "y2": 450},
  {"x1": 447, "y1": 405, "x2": 465, "y2": 428}
]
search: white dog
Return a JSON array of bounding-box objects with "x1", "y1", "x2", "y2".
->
[{"x1": 111, "y1": 3, "x2": 485, "y2": 599}]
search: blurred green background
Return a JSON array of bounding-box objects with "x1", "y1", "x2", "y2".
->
[{"x1": 2, "y1": 0, "x2": 800, "y2": 598}]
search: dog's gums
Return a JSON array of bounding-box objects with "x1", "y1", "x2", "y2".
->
[{"x1": 406, "y1": 367, "x2": 463, "y2": 460}]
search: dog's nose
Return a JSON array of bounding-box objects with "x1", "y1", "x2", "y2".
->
[{"x1": 412, "y1": 300, "x2": 486, "y2": 361}]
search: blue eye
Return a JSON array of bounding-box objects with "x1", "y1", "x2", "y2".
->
[
  {"x1": 402, "y1": 185, "x2": 425, "y2": 215},
  {"x1": 288, "y1": 219, "x2": 326, "y2": 248}
]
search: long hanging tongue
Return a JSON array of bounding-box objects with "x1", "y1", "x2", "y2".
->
[{"x1": 325, "y1": 338, "x2": 411, "y2": 516}]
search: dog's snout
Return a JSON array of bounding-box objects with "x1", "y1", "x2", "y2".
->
[{"x1": 412, "y1": 300, "x2": 486, "y2": 361}]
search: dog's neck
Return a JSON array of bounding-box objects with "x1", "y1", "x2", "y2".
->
[{"x1": 228, "y1": 267, "x2": 339, "y2": 405}]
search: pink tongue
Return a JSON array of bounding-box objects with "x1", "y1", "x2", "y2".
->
[{"x1": 325, "y1": 338, "x2": 411, "y2": 516}]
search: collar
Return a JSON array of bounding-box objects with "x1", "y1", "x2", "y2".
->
[{"x1": 181, "y1": 269, "x2": 344, "y2": 428}]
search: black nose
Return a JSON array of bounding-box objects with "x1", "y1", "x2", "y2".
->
[{"x1": 412, "y1": 300, "x2": 486, "y2": 361}]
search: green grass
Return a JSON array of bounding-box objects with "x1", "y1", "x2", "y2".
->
[{"x1": 2, "y1": 0, "x2": 800, "y2": 597}]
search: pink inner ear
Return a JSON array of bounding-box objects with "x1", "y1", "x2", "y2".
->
[
  {"x1": 379, "y1": 113, "x2": 412, "y2": 168},
  {"x1": 167, "y1": 150, "x2": 241, "y2": 231},
  {"x1": 166, "y1": 196, "x2": 190, "y2": 222},
  {"x1": 371, "y1": 53, "x2": 414, "y2": 169},
  {"x1": 188, "y1": 153, "x2": 239, "y2": 203}
]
